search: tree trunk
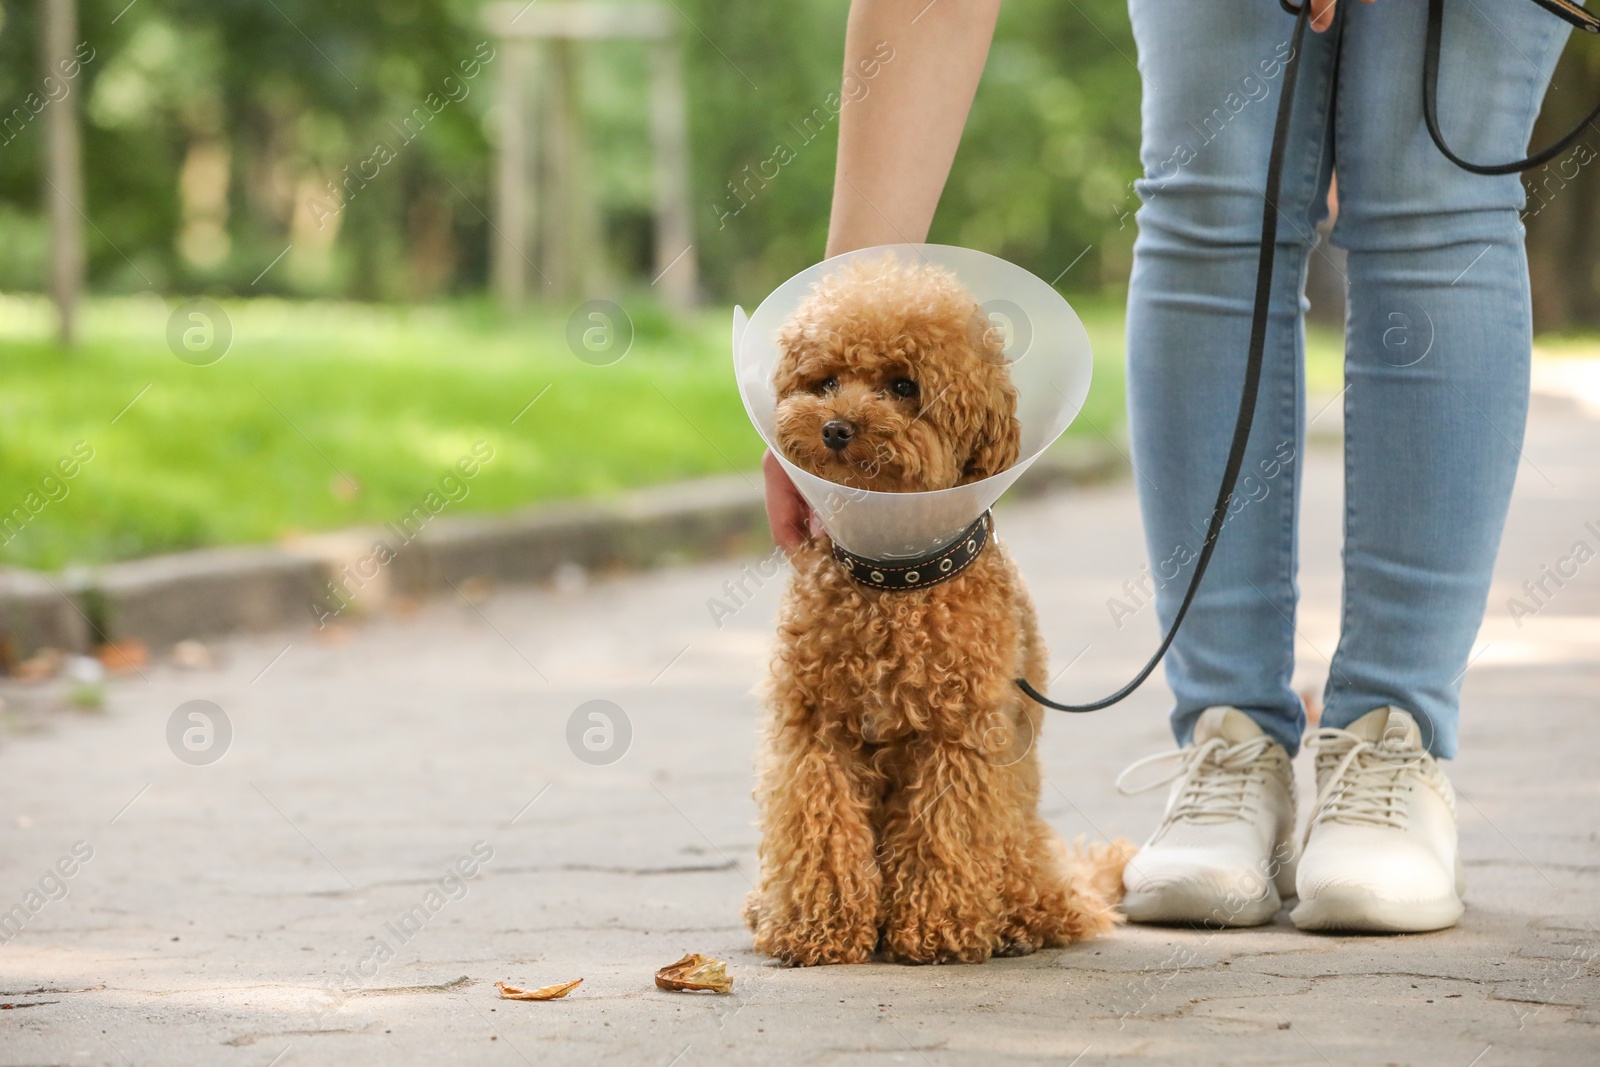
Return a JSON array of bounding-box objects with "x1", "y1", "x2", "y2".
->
[{"x1": 42, "y1": 0, "x2": 85, "y2": 347}]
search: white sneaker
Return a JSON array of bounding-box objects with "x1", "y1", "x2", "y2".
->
[
  {"x1": 1291, "y1": 706, "x2": 1465, "y2": 933},
  {"x1": 1117, "y1": 707, "x2": 1297, "y2": 927}
]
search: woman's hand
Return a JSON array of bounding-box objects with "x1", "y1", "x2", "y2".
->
[
  {"x1": 763, "y1": 451, "x2": 813, "y2": 554},
  {"x1": 1310, "y1": 0, "x2": 1376, "y2": 33}
]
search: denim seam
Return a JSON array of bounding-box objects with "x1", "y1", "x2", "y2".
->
[
  {"x1": 1274, "y1": 11, "x2": 1341, "y2": 751},
  {"x1": 1241, "y1": 15, "x2": 1338, "y2": 751}
]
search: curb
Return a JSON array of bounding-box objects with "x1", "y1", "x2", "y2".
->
[
  {"x1": 0, "y1": 570, "x2": 90, "y2": 658},
  {"x1": 0, "y1": 440, "x2": 1126, "y2": 656}
]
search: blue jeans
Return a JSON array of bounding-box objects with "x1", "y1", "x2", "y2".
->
[{"x1": 1126, "y1": 0, "x2": 1572, "y2": 758}]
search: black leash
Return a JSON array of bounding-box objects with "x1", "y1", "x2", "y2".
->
[
  {"x1": 1020, "y1": 0, "x2": 1599, "y2": 713},
  {"x1": 1425, "y1": 0, "x2": 1600, "y2": 175}
]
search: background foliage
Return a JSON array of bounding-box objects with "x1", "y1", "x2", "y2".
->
[
  {"x1": 0, "y1": 0, "x2": 1592, "y2": 570},
  {"x1": 0, "y1": 0, "x2": 1150, "y2": 306},
  {"x1": 3, "y1": 0, "x2": 1595, "y2": 319}
]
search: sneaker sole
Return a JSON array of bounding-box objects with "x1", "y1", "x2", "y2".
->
[
  {"x1": 1122, "y1": 884, "x2": 1282, "y2": 928},
  {"x1": 1290, "y1": 887, "x2": 1463, "y2": 933}
]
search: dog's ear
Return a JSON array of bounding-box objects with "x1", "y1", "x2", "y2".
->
[
  {"x1": 962, "y1": 391, "x2": 1021, "y2": 483},
  {"x1": 773, "y1": 319, "x2": 826, "y2": 397},
  {"x1": 958, "y1": 308, "x2": 1022, "y2": 483},
  {"x1": 772, "y1": 322, "x2": 802, "y2": 395}
]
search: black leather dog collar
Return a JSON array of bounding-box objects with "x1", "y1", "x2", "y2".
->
[{"x1": 832, "y1": 512, "x2": 992, "y2": 592}]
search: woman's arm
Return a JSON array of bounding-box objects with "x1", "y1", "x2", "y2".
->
[
  {"x1": 765, "y1": 0, "x2": 1002, "y2": 552},
  {"x1": 825, "y1": 0, "x2": 1002, "y2": 256}
]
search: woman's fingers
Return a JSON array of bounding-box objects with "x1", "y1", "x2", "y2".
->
[
  {"x1": 1309, "y1": 0, "x2": 1375, "y2": 34},
  {"x1": 763, "y1": 451, "x2": 812, "y2": 554}
]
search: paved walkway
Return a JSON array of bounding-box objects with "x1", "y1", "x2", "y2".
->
[{"x1": 2, "y1": 368, "x2": 1597, "y2": 1066}]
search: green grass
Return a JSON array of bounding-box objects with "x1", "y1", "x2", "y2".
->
[
  {"x1": 1533, "y1": 334, "x2": 1600, "y2": 359},
  {"x1": 0, "y1": 293, "x2": 1138, "y2": 571},
  {"x1": 0, "y1": 289, "x2": 1438, "y2": 571},
  {"x1": 1305, "y1": 320, "x2": 1344, "y2": 396},
  {"x1": 0, "y1": 295, "x2": 758, "y2": 570}
]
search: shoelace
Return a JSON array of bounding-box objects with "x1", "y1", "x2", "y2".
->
[
  {"x1": 1301, "y1": 726, "x2": 1431, "y2": 846},
  {"x1": 1116, "y1": 734, "x2": 1281, "y2": 825}
]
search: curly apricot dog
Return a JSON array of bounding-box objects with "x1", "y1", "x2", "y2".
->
[{"x1": 745, "y1": 255, "x2": 1132, "y2": 966}]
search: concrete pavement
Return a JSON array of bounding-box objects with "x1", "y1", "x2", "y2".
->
[{"x1": 1, "y1": 369, "x2": 1597, "y2": 1066}]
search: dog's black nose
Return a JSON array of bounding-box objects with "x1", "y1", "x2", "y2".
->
[{"x1": 821, "y1": 419, "x2": 857, "y2": 451}]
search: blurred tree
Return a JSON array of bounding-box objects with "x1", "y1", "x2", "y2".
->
[
  {"x1": 1525, "y1": 37, "x2": 1600, "y2": 332},
  {"x1": 0, "y1": 0, "x2": 1588, "y2": 320},
  {"x1": 940, "y1": 0, "x2": 1142, "y2": 296},
  {"x1": 676, "y1": 0, "x2": 1142, "y2": 306},
  {"x1": 2, "y1": 0, "x2": 496, "y2": 300},
  {"x1": 41, "y1": 0, "x2": 85, "y2": 344}
]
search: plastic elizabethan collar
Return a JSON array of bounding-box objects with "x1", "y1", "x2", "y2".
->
[{"x1": 733, "y1": 244, "x2": 1093, "y2": 560}]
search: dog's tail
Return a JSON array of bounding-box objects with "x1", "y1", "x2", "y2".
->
[{"x1": 1053, "y1": 835, "x2": 1138, "y2": 935}]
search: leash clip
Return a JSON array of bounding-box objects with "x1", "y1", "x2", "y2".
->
[{"x1": 1529, "y1": 0, "x2": 1600, "y2": 34}]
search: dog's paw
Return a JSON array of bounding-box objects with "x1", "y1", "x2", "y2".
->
[
  {"x1": 991, "y1": 936, "x2": 1041, "y2": 959},
  {"x1": 881, "y1": 913, "x2": 994, "y2": 965},
  {"x1": 994, "y1": 899, "x2": 1076, "y2": 954}
]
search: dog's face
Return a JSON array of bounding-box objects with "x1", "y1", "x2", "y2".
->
[{"x1": 771, "y1": 257, "x2": 1021, "y2": 493}]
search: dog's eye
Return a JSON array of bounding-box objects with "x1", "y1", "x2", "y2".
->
[
  {"x1": 811, "y1": 376, "x2": 838, "y2": 396},
  {"x1": 890, "y1": 377, "x2": 919, "y2": 399}
]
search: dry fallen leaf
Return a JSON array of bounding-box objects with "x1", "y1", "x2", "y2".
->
[
  {"x1": 170, "y1": 639, "x2": 215, "y2": 671},
  {"x1": 14, "y1": 648, "x2": 64, "y2": 682},
  {"x1": 654, "y1": 953, "x2": 732, "y2": 994},
  {"x1": 97, "y1": 640, "x2": 148, "y2": 673},
  {"x1": 496, "y1": 979, "x2": 582, "y2": 1001}
]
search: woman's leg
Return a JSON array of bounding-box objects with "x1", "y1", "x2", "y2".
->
[
  {"x1": 1288, "y1": 0, "x2": 1572, "y2": 934},
  {"x1": 1118, "y1": 0, "x2": 1338, "y2": 928},
  {"x1": 1327, "y1": 0, "x2": 1573, "y2": 758},
  {"x1": 1126, "y1": 0, "x2": 1338, "y2": 754}
]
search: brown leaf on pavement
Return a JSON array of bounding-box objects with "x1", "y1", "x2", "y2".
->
[
  {"x1": 14, "y1": 648, "x2": 64, "y2": 682},
  {"x1": 496, "y1": 978, "x2": 582, "y2": 1001},
  {"x1": 654, "y1": 953, "x2": 732, "y2": 994},
  {"x1": 97, "y1": 640, "x2": 148, "y2": 672}
]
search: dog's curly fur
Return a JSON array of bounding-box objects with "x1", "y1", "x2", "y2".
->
[{"x1": 746, "y1": 256, "x2": 1133, "y2": 966}]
